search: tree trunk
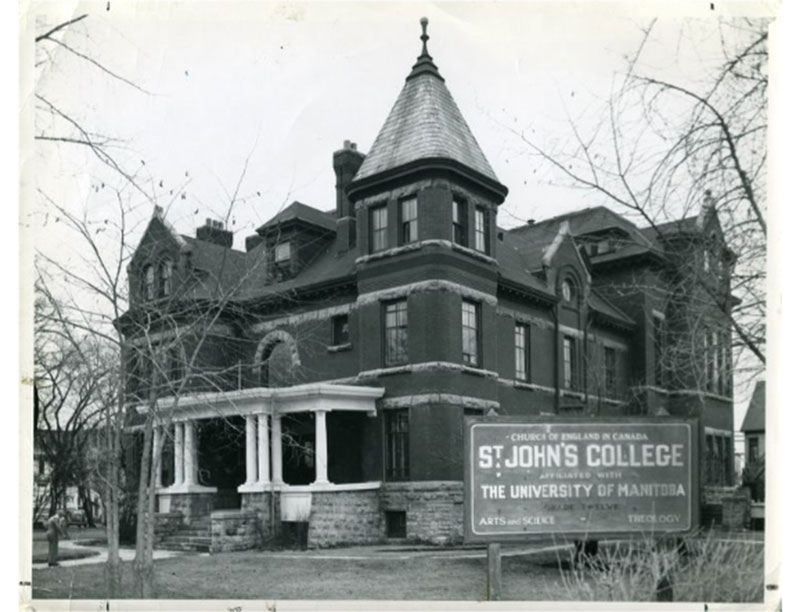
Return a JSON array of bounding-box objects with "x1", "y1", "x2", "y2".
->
[
  {"x1": 133, "y1": 415, "x2": 154, "y2": 598},
  {"x1": 103, "y1": 376, "x2": 124, "y2": 597}
]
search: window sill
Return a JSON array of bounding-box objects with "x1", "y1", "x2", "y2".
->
[
  {"x1": 513, "y1": 380, "x2": 535, "y2": 390},
  {"x1": 327, "y1": 342, "x2": 353, "y2": 353},
  {"x1": 561, "y1": 389, "x2": 584, "y2": 400},
  {"x1": 461, "y1": 364, "x2": 483, "y2": 376}
]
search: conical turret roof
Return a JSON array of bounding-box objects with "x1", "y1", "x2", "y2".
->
[{"x1": 352, "y1": 19, "x2": 500, "y2": 186}]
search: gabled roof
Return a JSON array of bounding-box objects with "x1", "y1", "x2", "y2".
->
[
  {"x1": 741, "y1": 380, "x2": 765, "y2": 433},
  {"x1": 256, "y1": 201, "x2": 336, "y2": 235},
  {"x1": 179, "y1": 236, "x2": 250, "y2": 296},
  {"x1": 353, "y1": 22, "x2": 499, "y2": 186}
]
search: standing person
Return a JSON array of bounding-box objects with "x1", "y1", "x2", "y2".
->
[{"x1": 45, "y1": 509, "x2": 69, "y2": 567}]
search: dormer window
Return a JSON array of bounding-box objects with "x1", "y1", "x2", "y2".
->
[
  {"x1": 275, "y1": 241, "x2": 292, "y2": 263},
  {"x1": 400, "y1": 197, "x2": 418, "y2": 245},
  {"x1": 143, "y1": 265, "x2": 155, "y2": 301},
  {"x1": 160, "y1": 260, "x2": 173, "y2": 297}
]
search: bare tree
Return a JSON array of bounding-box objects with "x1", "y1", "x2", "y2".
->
[{"x1": 515, "y1": 18, "x2": 767, "y2": 391}]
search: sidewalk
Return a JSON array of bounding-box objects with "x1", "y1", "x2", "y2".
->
[{"x1": 31, "y1": 539, "x2": 186, "y2": 569}]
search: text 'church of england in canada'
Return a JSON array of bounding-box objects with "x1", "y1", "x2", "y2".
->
[{"x1": 123, "y1": 19, "x2": 736, "y2": 549}]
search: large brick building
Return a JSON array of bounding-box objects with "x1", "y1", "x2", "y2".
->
[{"x1": 123, "y1": 20, "x2": 736, "y2": 547}]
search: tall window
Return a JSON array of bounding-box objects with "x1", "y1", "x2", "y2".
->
[
  {"x1": 475, "y1": 207, "x2": 488, "y2": 253},
  {"x1": 370, "y1": 205, "x2": 388, "y2": 252},
  {"x1": 563, "y1": 336, "x2": 577, "y2": 390},
  {"x1": 143, "y1": 265, "x2": 155, "y2": 300},
  {"x1": 385, "y1": 409, "x2": 409, "y2": 481},
  {"x1": 514, "y1": 322, "x2": 529, "y2": 381},
  {"x1": 704, "y1": 328, "x2": 719, "y2": 393},
  {"x1": 331, "y1": 314, "x2": 350, "y2": 346},
  {"x1": 452, "y1": 199, "x2": 467, "y2": 247},
  {"x1": 461, "y1": 300, "x2": 480, "y2": 366},
  {"x1": 604, "y1": 346, "x2": 617, "y2": 398},
  {"x1": 160, "y1": 260, "x2": 173, "y2": 297},
  {"x1": 384, "y1": 300, "x2": 408, "y2": 365},
  {"x1": 400, "y1": 197, "x2": 418, "y2": 245},
  {"x1": 653, "y1": 315, "x2": 664, "y2": 387}
]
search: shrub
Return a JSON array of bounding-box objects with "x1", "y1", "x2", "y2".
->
[{"x1": 550, "y1": 532, "x2": 763, "y2": 603}]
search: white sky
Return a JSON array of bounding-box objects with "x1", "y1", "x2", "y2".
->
[{"x1": 25, "y1": 1, "x2": 778, "y2": 428}]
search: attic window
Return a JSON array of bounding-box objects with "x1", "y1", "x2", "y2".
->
[
  {"x1": 275, "y1": 241, "x2": 292, "y2": 263},
  {"x1": 143, "y1": 265, "x2": 155, "y2": 300},
  {"x1": 561, "y1": 279, "x2": 575, "y2": 303},
  {"x1": 160, "y1": 260, "x2": 173, "y2": 297}
]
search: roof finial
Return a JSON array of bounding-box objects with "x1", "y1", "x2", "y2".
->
[
  {"x1": 407, "y1": 16, "x2": 443, "y2": 81},
  {"x1": 420, "y1": 17, "x2": 430, "y2": 57}
]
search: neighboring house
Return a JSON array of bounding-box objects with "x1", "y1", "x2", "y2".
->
[
  {"x1": 741, "y1": 380, "x2": 765, "y2": 464},
  {"x1": 121, "y1": 22, "x2": 737, "y2": 546},
  {"x1": 33, "y1": 429, "x2": 104, "y2": 526},
  {"x1": 741, "y1": 380, "x2": 765, "y2": 506}
]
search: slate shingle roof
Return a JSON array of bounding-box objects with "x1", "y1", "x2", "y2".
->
[
  {"x1": 256, "y1": 201, "x2": 336, "y2": 234},
  {"x1": 741, "y1": 380, "x2": 765, "y2": 433},
  {"x1": 353, "y1": 62, "x2": 499, "y2": 184}
]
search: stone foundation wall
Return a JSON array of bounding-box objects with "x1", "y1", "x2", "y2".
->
[
  {"x1": 380, "y1": 481, "x2": 464, "y2": 544},
  {"x1": 241, "y1": 491, "x2": 280, "y2": 544},
  {"x1": 153, "y1": 511, "x2": 183, "y2": 541},
  {"x1": 210, "y1": 510, "x2": 260, "y2": 553},
  {"x1": 307, "y1": 489, "x2": 383, "y2": 548},
  {"x1": 164, "y1": 492, "x2": 216, "y2": 524},
  {"x1": 703, "y1": 486, "x2": 751, "y2": 530}
]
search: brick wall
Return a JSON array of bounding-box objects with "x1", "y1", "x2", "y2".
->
[
  {"x1": 381, "y1": 481, "x2": 464, "y2": 544},
  {"x1": 307, "y1": 489, "x2": 383, "y2": 548}
]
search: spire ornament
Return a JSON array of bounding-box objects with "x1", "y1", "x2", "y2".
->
[
  {"x1": 407, "y1": 16, "x2": 443, "y2": 81},
  {"x1": 420, "y1": 16, "x2": 430, "y2": 58}
]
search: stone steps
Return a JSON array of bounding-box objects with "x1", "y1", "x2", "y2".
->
[{"x1": 156, "y1": 520, "x2": 211, "y2": 552}]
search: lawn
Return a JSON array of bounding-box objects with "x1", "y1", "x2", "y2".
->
[
  {"x1": 30, "y1": 535, "x2": 765, "y2": 602},
  {"x1": 32, "y1": 550, "x2": 568, "y2": 600}
]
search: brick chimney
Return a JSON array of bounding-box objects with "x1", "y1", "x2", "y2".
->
[
  {"x1": 333, "y1": 140, "x2": 365, "y2": 253},
  {"x1": 196, "y1": 218, "x2": 233, "y2": 248}
]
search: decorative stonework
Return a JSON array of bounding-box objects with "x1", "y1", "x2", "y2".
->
[
  {"x1": 355, "y1": 239, "x2": 497, "y2": 266},
  {"x1": 381, "y1": 393, "x2": 499, "y2": 411},
  {"x1": 356, "y1": 279, "x2": 497, "y2": 307},
  {"x1": 250, "y1": 304, "x2": 353, "y2": 336}
]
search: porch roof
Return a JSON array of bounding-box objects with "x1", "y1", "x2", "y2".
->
[{"x1": 135, "y1": 383, "x2": 385, "y2": 421}]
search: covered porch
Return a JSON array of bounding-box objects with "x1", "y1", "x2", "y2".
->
[{"x1": 139, "y1": 383, "x2": 385, "y2": 526}]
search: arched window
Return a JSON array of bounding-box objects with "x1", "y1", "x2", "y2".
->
[
  {"x1": 160, "y1": 260, "x2": 173, "y2": 297},
  {"x1": 561, "y1": 278, "x2": 576, "y2": 304},
  {"x1": 143, "y1": 265, "x2": 155, "y2": 300}
]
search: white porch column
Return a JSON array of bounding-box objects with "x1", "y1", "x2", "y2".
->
[
  {"x1": 257, "y1": 413, "x2": 270, "y2": 485},
  {"x1": 245, "y1": 414, "x2": 257, "y2": 485},
  {"x1": 314, "y1": 410, "x2": 329, "y2": 485},
  {"x1": 184, "y1": 420, "x2": 197, "y2": 486},
  {"x1": 152, "y1": 425, "x2": 162, "y2": 488},
  {"x1": 173, "y1": 422, "x2": 184, "y2": 487},
  {"x1": 271, "y1": 413, "x2": 284, "y2": 485}
]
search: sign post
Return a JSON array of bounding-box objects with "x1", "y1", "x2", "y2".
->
[
  {"x1": 464, "y1": 416, "x2": 698, "y2": 600},
  {"x1": 487, "y1": 542, "x2": 501, "y2": 600}
]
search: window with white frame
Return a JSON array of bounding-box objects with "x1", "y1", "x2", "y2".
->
[{"x1": 400, "y1": 197, "x2": 418, "y2": 245}]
